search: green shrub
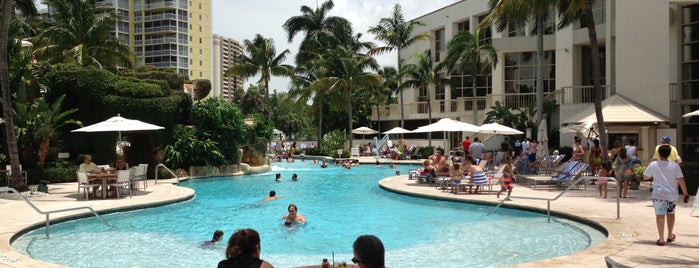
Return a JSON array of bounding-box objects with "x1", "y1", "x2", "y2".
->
[
  {"x1": 114, "y1": 80, "x2": 165, "y2": 98},
  {"x1": 320, "y1": 130, "x2": 347, "y2": 157},
  {"x1": 43, "y1": 160, "x2": 77, "y2": 183},
  {"x1": 681, "y1": 162, "x2": 699, "y2": 195},
  {"x1": 420, "y1": 146, "x2": 434, "y2": 159}
]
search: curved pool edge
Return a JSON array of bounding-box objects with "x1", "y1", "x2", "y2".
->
[
  {"x1": 1, "y1": 178, "x2": 194, "y2": 268},
  {"x1": 378, "y1": 175, "x2": 635, "y2": 268}
]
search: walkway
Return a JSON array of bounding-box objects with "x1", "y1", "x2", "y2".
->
[{"x1": 1, "y1": 159, "x2": 697, "y2": 267}]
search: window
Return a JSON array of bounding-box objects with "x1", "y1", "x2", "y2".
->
[
  {"x1": 508, "y1": 20, "x2": 525, "y2": 37},
  {"x1": 503, "y1": 51, "x2": 556, "y2": 94},
  {"x1": 457, "y1": 21, "x2": 469, "y2": 33},
  {"x1": 478, "y1": 14, "x2": 492, "y2": 45},
  {"x1": 434, "y1": 28, "x2": 444, "y2": 62}
]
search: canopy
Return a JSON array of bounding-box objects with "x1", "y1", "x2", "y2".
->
[
  {"x1": 412, "y1": 118, "x2": 480, "y2": 133},
  {"x1": 382, "y1": 127, "x2": 412, "y2": 134},
  {"x1": 682, "y1": 110, "x2": 699, "y2": 118},
  {"x1": 478, "y1": 123, "x2": 523, "y2": 135},
  {"x1": 559, "y1": 119, "x2": 596, "y2": 134},
  {"x1": 351, "y1": 126, "x2": 379, "y2": 135},
  {"x1": 71, "y1": 115, "x2": 165, "y2": 155},
  {"x1": 72, "y1": 115, "x2": 164, "y2": 133}
]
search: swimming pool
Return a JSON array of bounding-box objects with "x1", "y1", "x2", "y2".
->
[{"x1": 13, "y1": 161, "x2": 605, "y2": 267}]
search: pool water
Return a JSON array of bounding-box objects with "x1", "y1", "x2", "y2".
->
[{"x1": 13, "y1": 161, "x2": 605, "y2": 267}]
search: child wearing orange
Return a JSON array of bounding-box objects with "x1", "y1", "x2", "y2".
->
[{"x1": 497, "y1": 157, "x2": 516, "y2": 200}]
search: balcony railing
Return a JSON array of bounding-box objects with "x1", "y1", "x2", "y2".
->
[{"x1": 558, "y1": 85, "x2": 615, "y2": 104}]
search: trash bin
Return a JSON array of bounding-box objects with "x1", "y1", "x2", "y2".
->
[{"x1": 38, "y1": 180, "x2": 49, "y2": 193}]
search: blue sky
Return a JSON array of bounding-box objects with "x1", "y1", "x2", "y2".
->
[{"x1": 211, "y1": 0, "x2": 460, "y2": 92}]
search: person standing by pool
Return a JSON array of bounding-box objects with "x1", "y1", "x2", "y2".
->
[
  {"x1": 642, "y1": 145, "x2": 690, "y2": 246},
  {"x1": 282, "y1": 204, "x2": 306, "y2": 223},
  {"x1": 352, "y1": 234, "x2": 385, "y2": 268},
  {"x1": 218, "y1": 228, "x2": 274, "y2": 268}
]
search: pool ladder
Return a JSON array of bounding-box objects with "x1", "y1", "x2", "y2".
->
[
  {"x1": 154, "y1": 163, "x2": 180, "y2": 185},
  {"x1": 487, "y1": 176, "x2": 620, "y2": 222},
  {"x1": 1, "y1": 187, "x2": 113, "y2": 238}
]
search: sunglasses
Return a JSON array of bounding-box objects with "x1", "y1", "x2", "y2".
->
[{"x1": 351, "y1": 257, "x2": 361, "y2": 264}]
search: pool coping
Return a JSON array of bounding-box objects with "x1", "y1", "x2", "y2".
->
[{"x1": 2, "y1": 158, "x2": 698, "y2": 267}]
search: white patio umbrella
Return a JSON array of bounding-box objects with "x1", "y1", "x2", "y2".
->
[
  {"x1": 682, "y1": 109, "x2": 699, "y2": 118},
  {"x1": 536, "y1": 118, "x2": 549, "y2": 159},
  {"x1": 412, "y1": 118, "x2": 481, "y2": 133},
  {"x1": 382, "y1": 127, "x2": 412, "y2": 134},
  {"x1": 413, "y1": 118, "x2": 480, "y2": 148},
  {"x1": 478, "y1": 123, "x2": 523, "y2": 135},
  {"x1": 352, "y1": 126, "x2": 379, "y2": 143},
  {"x1": 72, "y1": 114, "x2": 165, "y2": 154}
]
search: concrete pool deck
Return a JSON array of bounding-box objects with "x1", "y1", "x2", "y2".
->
[{"x1": 0, "y1": 159, "x2": 697, "y2": 267}]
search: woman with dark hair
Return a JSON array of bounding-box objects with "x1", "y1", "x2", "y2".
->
[
  {"x1": 218, "y1": 229, "x2": 274, "y2": 268},
  {"x1": 352, "y1": 235, "x2": 385, "y2": 268}
]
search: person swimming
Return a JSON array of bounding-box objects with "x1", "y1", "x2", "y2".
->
[
  {"x1": 200, "y1": 230, "x2": 224, "y2": 247},
  {"x1": 262, "y1": 191, "x2": 284, "y2": 202},
  {"x1": 282, "y1": 204, "x2": 307, "y2": 224}
]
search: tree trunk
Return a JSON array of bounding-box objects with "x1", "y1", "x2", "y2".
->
[
  {"x1": 535, "y1": 13, "x2": 544, "y2": 128},
  {"x1": 397, "y1": 53, "x2": 405, "y2": 129},
  {"x1": 472, "y1": 73, "x2": 478, "y2": 125},
  {"x1": 347, "y1": 85, "x2": 353, "y2": 151},
  {"x1": 317, "y1": 99, "x2": 323, "y2": 149},
  {"x1": 427, "y1": 86, "x2": 433, "y2": 147},
  {"x1": 264, "y1": 78, "x2": 272, "y2": 118},
  {"x1": 1, "y1": 0, "x2": 27, "y2": 190},
  {"x1": 585, "y1": 0, "x2": 607, "y2": 160}
]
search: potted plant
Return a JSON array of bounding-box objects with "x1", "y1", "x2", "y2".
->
[{"x1": 631, "y1": 165, "x2": 646, "y2": 190}]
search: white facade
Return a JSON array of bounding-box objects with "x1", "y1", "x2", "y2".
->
[
  {"x1": 212, "y1": 34, "x2": 244, "y2": 100},
  {"x1": 374, "y1": 0, "x2": 699, "y2": 162}
]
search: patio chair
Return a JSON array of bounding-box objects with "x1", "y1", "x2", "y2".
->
[
  {"x1": 76, "y1": 172, "x2": 94, "y2": 200},
  {"x1": 109, "y1": 169, "x2": 134, "y2": 199},
  {"x1": 132, "y1": 165, "x2": 148, "y2": 190},
  {"x1": 5, "y1": 165, "x2": 28, "y2": 186}
]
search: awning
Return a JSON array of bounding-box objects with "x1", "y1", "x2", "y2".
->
[{"x1": 562, "y1": 94, "x2": 669, "y2": 125}]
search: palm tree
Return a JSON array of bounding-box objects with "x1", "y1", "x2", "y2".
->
[
  {"x1": 283, "y1": 0, "x2": 351, "y2": 65},
  {"x1": 368, "y1": 3, "x2": 432, "y2": 129},
  {"x1": 33, "y1": 0, "x2": 132, "y2": 71},
  {"x1": 1, "y1": 0, "x2": 37, "y2": 190},
  {"x1": 557, "y1": 0, "x2": 607, "y2": 156},
  {"x1": 225, "y1": 34, "x2": 294, "y2": 118},
  {"x1": 402, "y1": 49, "x2": 450, "y2": 146},
  {"x1": 482, "y1": 0, "x2": 558, "y2": 127},
  {"x1": 484, "y1": 101, "x2": 518, "y2": 127},
  {"x1": 288, "y1": 60, "x2": 330, "y2": 148},
  {"x1": 371, "y1": 66, "x2": 398, "y2": 133},
  {"x1": 440, "y1": 30, "x2": 498, "y2": 125},
  {"x1": 310, "y1": 35, "x2": 381, "y2": 150}
]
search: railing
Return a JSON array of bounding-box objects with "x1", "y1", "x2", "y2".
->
[
  {"x1": 1, "y1": 187, "x2": 113, "y2": 238},
  {"x1": 155, "y1": 164, "x2": 180, "y2": 185},
  {"x1": 487, "y1": 176, "x2": 620, "y2": 222},
  {"x1": 558, "y1": 85, "x2": 615, "y2": 104}
]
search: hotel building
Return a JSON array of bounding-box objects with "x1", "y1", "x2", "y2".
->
[{"x1": 373, "y1": 0, "x2": 699, "y2": 162}]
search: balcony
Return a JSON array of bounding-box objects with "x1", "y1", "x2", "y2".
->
[
  {"x1": 134, "y1": 37, "x2": 179, "y2": 45},
  {"x1": 134, "y1": 1, "x2": 177, "y2": 11}
]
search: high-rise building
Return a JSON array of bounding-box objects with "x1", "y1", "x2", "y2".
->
[
  {"x1": 93, "y1": 0, "x2": 212, "y2": 81},
  {"x1": 212, "y1": 34, "x2": 244, "y2": 100}
]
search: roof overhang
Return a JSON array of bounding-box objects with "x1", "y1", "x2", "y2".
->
[{"x1": 562, "y1": 94, "x2": 670, "y2": 126}]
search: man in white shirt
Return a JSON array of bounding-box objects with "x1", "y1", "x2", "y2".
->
[
  {"x1": 468, "y1": 137, "x2": 487, "y2": 161},
  {"x1": 521, "y1": 138, "x2": 530, "y2": 158}
]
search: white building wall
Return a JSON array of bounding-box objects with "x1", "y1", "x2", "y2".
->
[{"x1": 614, "y1": 0, "x2": 670, "y2": 116}]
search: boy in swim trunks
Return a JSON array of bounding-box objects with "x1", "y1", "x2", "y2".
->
[
  {"x1": 642, "y1": 145, "x2": 689, "y2": 246},
  {"x1": 496, "y1": 157, "x2": 516, "y2": 200}
]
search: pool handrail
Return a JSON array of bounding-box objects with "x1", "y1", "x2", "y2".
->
[
  {"x1": 487, "y1": 176, "x2": 620, "y2": 222},
  {"x1": 1, "y1": 187, "x2": 113, "y2": 238},
  {"x1": 154, "y1": 163, "x2": 179, "y2": 184}
]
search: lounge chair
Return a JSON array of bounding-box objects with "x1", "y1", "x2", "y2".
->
[
  {"x1": 551, "y1": 161, "x2": 589, "y2": 189},
  {"x1": 405, "y1": 145, "x2": 421, "y2": 159}
]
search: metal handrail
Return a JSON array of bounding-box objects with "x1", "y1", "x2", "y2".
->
[
  {"x1": 1, "y1": 187, "x2": 113, "y2": 238},
  {"x1": 154, "y1": 164, "x2": 179, "y2": 185},
  {"x1": 487, "y1": 176, "x2": 620, "y2": 222}
]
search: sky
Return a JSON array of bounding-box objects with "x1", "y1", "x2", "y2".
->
[{"x1": 211, "y1": 0, "x2": 461, "y2": 92}]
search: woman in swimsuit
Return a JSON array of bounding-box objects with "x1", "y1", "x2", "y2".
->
[
  {"x1": 465, "y1": 156, "x2": 487, "y2": 194},
  {"x1": 218, "y1": 229, "x2": 274, "y2": 268},
  {"x1": 572, "y1": 137, "x2": 585, "y2": 161}
]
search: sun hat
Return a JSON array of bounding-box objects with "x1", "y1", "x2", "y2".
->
[{"x1": 662, "y1": 136, "x2": 671, "y2": 143}]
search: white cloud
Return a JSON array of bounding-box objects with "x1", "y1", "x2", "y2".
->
[{"x1": 211, "y1": 0, "x2": 460, "y2": 92}]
